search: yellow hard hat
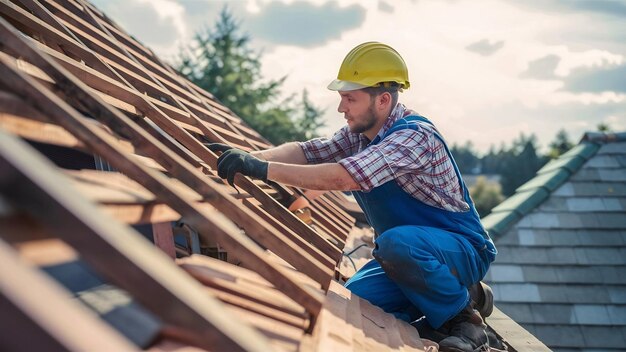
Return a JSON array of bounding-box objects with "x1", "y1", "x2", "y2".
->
[{"x1": 328, "y1": 42, "x2": 410, "y2": 91}]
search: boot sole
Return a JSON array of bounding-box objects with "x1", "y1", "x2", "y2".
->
[{"x1": 478, "y1": 282, "x2": 493, "y2": 318}]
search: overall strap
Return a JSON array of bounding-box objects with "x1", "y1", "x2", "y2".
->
[{"x1": 383, "y1": 115, "x2": 469, "y2": 196}]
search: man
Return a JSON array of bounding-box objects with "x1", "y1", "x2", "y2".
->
[{"x1": 208, "y1": 42, "x2": 497, "y2": 352}]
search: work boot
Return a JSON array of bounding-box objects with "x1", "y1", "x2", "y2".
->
[
  {"x1": 411, "y1": 318, "x2": 449, "y2": 343},
  {"x1": 469, "y1": 281, "x2": 494, "y2": 319},
  {"x1": 438, "y1": 305, "x2": 489, "y2": 352}
]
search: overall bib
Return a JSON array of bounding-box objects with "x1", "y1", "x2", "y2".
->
[{"x1": 344, "y1": 115, "x2": 497, "y2": 329}]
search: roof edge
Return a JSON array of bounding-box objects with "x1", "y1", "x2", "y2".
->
[
  {"x1": 481, "y1": 133, "x2": 606, "y2": 239},
  {"x1": 581, "y1": 131, "x2": 626, "y2": 143}
]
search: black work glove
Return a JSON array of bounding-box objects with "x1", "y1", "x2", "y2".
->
[
  {"x1": 217, "y1": 149, "x2": 268, "y2": 187},
  {"x1": 205, "y1": 142, "x2": 233, "y2": 154}
]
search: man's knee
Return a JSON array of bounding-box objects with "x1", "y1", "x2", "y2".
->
[
  {"x1": 374, "y1": 226, "x2": 430, "y2": 260},
  {"x1": 373, "y1": 226, "x2": 430, "y2": 288}
]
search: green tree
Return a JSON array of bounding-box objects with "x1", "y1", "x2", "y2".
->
[
  {"x1": 499, "y1": 134, "x2": 546, "y2": 196},
  {"x1": 597, "y1": 123, "x2": 611, "y2": 132},
  {"x1": 177, "y1": 7, "x2": 324, "y2": 144},
  {"x1": 294, "y1": 89, "x2": 326, "y2": 140},
  {"x1": 469, "y1": 176, "x2": 504, "y2": 217},
  {"x1": 548, "y1": 129, "x2": 574, "y2": 159},
  {"x1": 451, "y1": 141, "x2": 480, "y2": 174}
]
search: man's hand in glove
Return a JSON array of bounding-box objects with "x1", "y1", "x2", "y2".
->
[
  {"x1": 216, "y1": 149, "x2": 268, "y2": 186},
  {"x1": 205, "y1": 142, "x2": 233, "y2": 154}
]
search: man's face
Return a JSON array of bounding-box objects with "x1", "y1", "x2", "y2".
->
[{"x1": 337, "y1": 90, "x2": 377, "y2": 134}]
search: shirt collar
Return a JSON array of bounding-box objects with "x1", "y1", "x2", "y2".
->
[{"x1": 368, "y1": 103, "x2": 407, "y2": 145}]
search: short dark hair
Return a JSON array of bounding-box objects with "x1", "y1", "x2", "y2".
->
[{"x1": 363, "y1": 82, "x2": 400, "y2": 108}]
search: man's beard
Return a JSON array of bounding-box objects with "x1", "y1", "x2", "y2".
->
[{"x1": 348, "y1": 101, "x2": 377, "y2": 134}]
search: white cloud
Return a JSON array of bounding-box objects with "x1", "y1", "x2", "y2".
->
[
  {"x1": 136, "y1": 0, "x2": 187, "y2": 38},
  {"x1": 94, "y1": 0, "x2": 626, "y2": 152}
]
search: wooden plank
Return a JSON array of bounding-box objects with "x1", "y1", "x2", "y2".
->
[
  {"x1": 0, "y1": 238, "x2": 139, "y2": 352},
  {"x1": 242, "y1": 176, "x2": 343, "y2": 263},
  {"x1": 344, "y1": 282, "x2": 366, "y2": 351},
  {"x1": 12, "y1": 238, "x2": 78, "y2": 266},
  {"x1": 50, "y1": 0, "x2": 340, "y2": 260},
  {"x1": 312, "y1": 196, "x2": 354, "y2": 233},
  {"x1": 100, "y1": 203, "x2": 180, "y2": 224},
  {"x1": 0, "y1": 20, "x2": 331, "y2": 308},
  {"x1": 209, "y1": 288, "x2": 307, "y2": 330},
  {"x1": 320, "y1": 192, "x2": 356, "y2": 226},
  {"x1": 2, "y1": 0, "x2": 205, "y2": 168},
  {"x1": 310, "y1": 281, "x2": 354, "y2": 352},
  {"x1": 152, "y1": 222, "x2": 175, "y2": 259},
  {"x1": 228, "y1": 305, "x2": 304, "y2": 352},
  {"x1": 320, "y1": 282, "x2": 428, "y2": 352},
  {"x1": 66, "y1": 169, "x2": 200, "y2": 203},
  {"x1": 7, "y1": 8, "x2": 336, "y2": 286},
  {"x1": 487, "y1": 307, "x2": 550, "y2": 352},
  {"x1": 64, "y1": 2, "x2": 342, "y2": 267},
  {"x1": 309, "y1": 201, "x2": 351, "y2": 243},
  {"x1": 0, "y1": 127, "x2": 274, "y2": 352},
  {"x1": 178, "y1": 254, "x2": 319, "y2": 291},
  {"x1": 243, "y1": 198, "x2": 335, "y2": 270},
  {"x1": 178, "y1": 256, "x2": 307, "y2": 319},
  {"x1": 148, "y1": 339, "x2": 206, "y2": 352},
  {"x1": 0, "y1": 89, "x2": 49, "y2": 121},
  {"x1": 18, "y1": 0, "x2": 344, "y2": 270},
  {"x1": 0, "y1": 111, "x2": 83, "y2": 148}
]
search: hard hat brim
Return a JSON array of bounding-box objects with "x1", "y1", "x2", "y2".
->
[{"x1": 327, "y1": 79, "x2": 370, "y2": 91}]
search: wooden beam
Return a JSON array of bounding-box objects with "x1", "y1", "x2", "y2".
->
[
  {"x1": 67, "y1": 1, "x2": 344, "y2": 263},
  {"x1": 152, "y1": 222, "x2": 175, "y2": 259},
  {"x1": 0, "y1": 238, "x2": 139, "y2": 352},
  {"x1": 0, "y1": 18, "x2": 328, "y2": 311},
  {"x1": 0, "y1": 126, "x2": 274, "y2": 352},
  {"x1": 0, "y1": 5, "x2": 335, "y2": 285},
  {"x1": 32, "y1": 0, "x2": 343, "y2": 264}
]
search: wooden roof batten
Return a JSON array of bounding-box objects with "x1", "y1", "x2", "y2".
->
[
  {"x1": 0, "y1": 18, "x2": 329, "y2": 316},
  {"x1": 2, "y1": 0, "x2": 345, "y2": 265},
  {"x1": 0, "y1": 0, "x2": 542, "y2": 350},
  {"x1": 0, "y1": 128, "x2": 272, "y2": 352},
  {"x1": 0, "y1": 1, "x2": 348, "y2": 273}
]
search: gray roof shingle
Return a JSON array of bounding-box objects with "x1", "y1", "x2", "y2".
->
[{"x1": 482, "y1": 132, "x2": 626, "y2": 351}]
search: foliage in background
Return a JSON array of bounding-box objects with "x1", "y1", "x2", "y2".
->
[
  {"x1": 469, "y1": 176, "x2": 505, "y2": 217},
  {"x1": 457, "y1": 124, "x2": 614, "y2": 217},
  {"x1": 547, "y1": 129, "x2": 574, "y2": 159},
  {"x1": 454, "y1": 133, "x2": 548, "y2": 196},
  {"x1": 177, "y1": 8, "x2": 325, "y2": 145}
]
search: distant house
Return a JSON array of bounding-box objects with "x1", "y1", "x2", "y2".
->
[{"x1": 482, "y1": 132, "x2": 626, "y2": 351}]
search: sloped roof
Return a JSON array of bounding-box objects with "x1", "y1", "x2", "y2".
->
[
  {"x1": 0, "y1": 0, "x2": 547, "y2": 350},
  {"x1": 482, "y1": 131, "x2": 626, "y2": 351},
  {"x1": 0, "y1": 0, "x2": 438, "y2": 350}
]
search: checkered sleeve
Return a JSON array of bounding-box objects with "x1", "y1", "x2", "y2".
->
[
  {"x1": 298, "y1": 126, "x2": 359, "y2": 163},
  {"x1": 338, "y1": 129, "x2": 432, "y2": 191}
]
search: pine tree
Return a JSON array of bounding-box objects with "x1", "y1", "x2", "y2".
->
[
  {"x1": 499, "y1": 134, "x2": 546, "y2": 196},
  {"x1": 177, "y1": 7, "x2": 324, "y2": 145},
  {"x1": 548, "y1": 129, "x2": 574, "y2": 159},
  {"x1": 294, "y1": 89, "x2": 326, "y2": 141},
  {"x1": 597, "y1": 123, "x2": 611, "y2": 132},
  {"x1": 451, "y1": 141, "x2": 480, "y2": 174}
]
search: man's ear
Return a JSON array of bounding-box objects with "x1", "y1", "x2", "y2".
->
[{"x1": 378, "y1": 92, "x2": 392, "y2": 111}]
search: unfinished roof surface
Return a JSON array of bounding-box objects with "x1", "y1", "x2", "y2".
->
[
  {"x1": 0, "y1": 0, "x2": 545, "y2": 350},
  {"x1": 483, "y1": 132, "x2": 626, "y2": 351}
]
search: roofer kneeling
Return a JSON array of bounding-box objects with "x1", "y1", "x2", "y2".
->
[{"x1": 208, "y1": 42, "x2": 498, "y2": 352}]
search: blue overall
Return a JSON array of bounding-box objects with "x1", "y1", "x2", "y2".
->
[{"x1": 344, "y1": 115, "x2": 497, "y2": 329}]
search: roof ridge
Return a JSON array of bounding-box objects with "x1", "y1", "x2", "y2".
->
[
  {"x1": 481, "y1": 139, "x2": 602, "y2": 238},
  {"x1": 581, "y1": 131, "x2": 626, "y2": 143}
]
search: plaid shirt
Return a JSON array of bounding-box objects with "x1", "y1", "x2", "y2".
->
[{"x1": 298, "y1": 104, "x2": 470, "y2": 212}]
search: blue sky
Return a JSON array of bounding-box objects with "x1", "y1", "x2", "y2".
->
[{"x1": 91, "y1": 0, "x2": 626, "y2": 153}]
